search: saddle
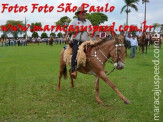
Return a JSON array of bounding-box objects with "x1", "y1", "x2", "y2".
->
[{"x1": 63, "y1": 40, "x2": 95, "y2": 68}]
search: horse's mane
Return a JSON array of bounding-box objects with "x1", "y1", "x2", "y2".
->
[{"x1": 92, "y1": 37, "x2": 114, "y2": 47}]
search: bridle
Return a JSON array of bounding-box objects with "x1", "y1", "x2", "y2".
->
[
  {"x1": 90, "y1": 40, "x2": 125, "y2": 75},
  {"x1": 91, "y1": 42, "x2": 125, "y2": 65},
  {"x1": 114, "y1": 43, "x2": 125, "y2": 64}
]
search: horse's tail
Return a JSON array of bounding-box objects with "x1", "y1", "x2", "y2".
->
[{"x1": 62, "y1": 65, "x2": 67, "y2": 79}]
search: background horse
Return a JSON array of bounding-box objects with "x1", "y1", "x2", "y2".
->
[
  {"x1": 137, "y1": 32, "x2": 148, "y2": 53},
  {"x1": 124, "y1": 38, "x2": 131, "y2": 57},
  {"x1": 49, "y1": 38, "x2": 54, "y2": 46},
  {"x1": 57, "y1": 32, "x2": 130, "y2": 105}
]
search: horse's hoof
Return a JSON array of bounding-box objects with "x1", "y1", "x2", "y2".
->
[
  {"x1": 96, "y1": 99, "x2": 104, "y2": 105},
  {"x1": 58, "y1": 87, "x2": 61, "y2": 91},
  {"x1": 104, "y1": 70, "x2": 108, "y2": 73},
  {"x1": 124, "y1": 99, "x2": 130, "y2": 104}
]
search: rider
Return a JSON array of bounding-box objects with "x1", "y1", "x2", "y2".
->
[
  {"x1": 136, "y1": 29, "x2": 143, "y2": 38},
  {"x1": 68, "y1": 7, "x2": 92, "y2": 79}
]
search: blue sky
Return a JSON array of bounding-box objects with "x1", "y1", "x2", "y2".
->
[{"x1": 0, "y1": 0, "x2": 163, "y2": 36}]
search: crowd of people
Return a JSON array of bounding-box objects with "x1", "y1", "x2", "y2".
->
[
  {"x1": 0, "y1": 38, "x2": 27, "y2": 47},
  {"x1": 0, "y1": 37, "x2": 69, "y2": 47}
]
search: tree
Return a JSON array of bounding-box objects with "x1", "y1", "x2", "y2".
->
[
  {"x1": 23, "y1": 34, "x2": 27, "y2": 38},
  {"x1": 87, "y1": 13, "x2": 108, "y2": 25},
  {"x1": 73, "y1": 13, "x2": 108, "y2": 26},
  {"x1": 153, "y1": 23, "x2": 160, "y2": 32},
  {"x1": 1, "y1": 33, "x2": 8, "y2": 40},
  {"x1": 1, "y1": 20, "x2": 25, "y2": 39},
  {"x1": 41, "y1": 32, "x2": 48, "y2": 38},
  {"x1": 142, "y1": 0, "x2": 149, "y2": 22},
  {"x1": 32, "y1": 32, "x2": 39, "y2": 38},
  {"x1": 30, "y1": 22, "x2": 42, "y2": 32},
  {"x1": 120, "y1": 0, "x2": 139, "y2": 25},
  {"x1": 50, "y1": 32, "x2": 56, "y2": 37},
  {"x1": 55, "y1": 16, "x2": 71, "y2": 27},
  {"x1": 160, "y1": 24, "x2": 163, "y2": 32},
  {"x1": 57, "y1": 32, "x2": 62, "y2": 38}
]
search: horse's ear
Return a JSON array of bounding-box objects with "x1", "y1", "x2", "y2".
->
[
  {"x1": 120, "y1": 31, "x2": 125, "y2": 36},
  {"x1": 113, "y1": 32, "x2": 119, "y2": 43}
]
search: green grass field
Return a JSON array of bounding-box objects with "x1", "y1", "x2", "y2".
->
[{"x1": 0, "y1": 43, "x2": 162, "y2": 121}]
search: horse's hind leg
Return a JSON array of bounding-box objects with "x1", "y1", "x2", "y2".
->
[
  {"x1": 142, "y1": 45, "x2": 144, "y2": 53},
  {"x1": 58, "y1": 69, "x2": 62, "y2": 90},
  {"x1": 95, "y1": 76, "x2": 103, "y2": 105},
  {"x1": 57, "y1": 49, "x2": 67, "y2": 91},
  {"x1": 69, "y1": 69, "x2": 74, "y2": 88},
  {"x1": 58, "y1": 66, "x2": 64, "y2": 90},
  {"x1": 98, "y1": 71, "x2": 130, "y2": 104},
  {"x1": 146, "y1": 44, "x2": 147, "y2": 54}
]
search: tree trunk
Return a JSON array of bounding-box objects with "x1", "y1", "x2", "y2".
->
[
  {"x1": 126, "y1": 6, "x2": 129, "y2": 26},
  {"x1": 144, "y1": 1, "x2": 146, "y2": 22}
]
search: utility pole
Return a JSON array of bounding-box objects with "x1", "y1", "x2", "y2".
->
[
  {"x1": 25, "y1": 17, "x2": 27, "y2": 40},
  {"x1": 142, "y1": 0, "x2": 149, "y2": 22}
]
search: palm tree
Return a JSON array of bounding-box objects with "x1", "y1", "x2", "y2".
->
[
  {"x1": 120, "y1": 0, "x2": 139, "y2": 25},
  {"x1": 142, "y1": 0, "x2": 149, "y2": 22}
]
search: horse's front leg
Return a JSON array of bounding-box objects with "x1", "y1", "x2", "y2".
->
[
  {"x1": 95, "y1": 76, "x2": 103, "y2": 105},
  {"x1": 98, "y1": 71, "x2": 130, "y2": 104},
  {"x1": 139, "y1": 46, "x2": 141, "y2": 53}
]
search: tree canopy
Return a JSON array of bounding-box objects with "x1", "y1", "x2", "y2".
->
[
  {"x1": 73, "y1": 13, "x2": 108, "y2": 25},
  {"x1": 57, "y1": 32, "x2": 62, "y2": 38},
  {"x1": 1, "y1": 33, "x2": 8, "y2": 40},
  {"x1": 41, "y1": 32, "x2": 48, "y2": 38},
  {"x1": 55, "y1": 16, "x2": 71, "y2": 27},
  {"x1": 30, "y1": 22, "x2": 42, "y2": 32},
  {"x1": 32, "y1": 32, "x2": 39, "y2": 38},
  {"x1": 120, "y1": 0, "x2": 139, "y2": 25},
  {"x1": 1, "y1": 20, "x2": 25, "y2": 39},
  {"x1": 50, "y1": 32, "x2": 56, "y2": 37}
]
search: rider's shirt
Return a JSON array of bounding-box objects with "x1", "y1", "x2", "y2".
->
[
  {"x1": 69, "y1": 18, "x2": 92, "y2": 42},
  {"x1": 136, "y1": 31, "x2": 143, "y2": 37}
]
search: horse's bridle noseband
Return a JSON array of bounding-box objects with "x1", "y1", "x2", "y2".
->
[{"x1": 114, "y1": 43, "x2": 125, "y2": 63}]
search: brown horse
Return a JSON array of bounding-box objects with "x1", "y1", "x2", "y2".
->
[
  {"x1": 57, "y1": 32, "x2": 130, "y2": 105},
  {"x1": 49, "y1": 38, "x2": 54, "y2": 46},
  {"x1": 137, "y1": 32, "x2": 148, "y2": 53}
]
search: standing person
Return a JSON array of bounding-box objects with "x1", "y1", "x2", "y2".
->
[
  {"x1": 126, "y1": 34, "x2": 138, "y2": 58},
  {"x1": 38, "y1": 37, "x2": 41, "y2": 46},
  {"x1": 5, "y1": 38, "x2": 9, "y2": 47},
  {"x1": 14, "y1": 39, "x2": 16, "y2": 46},
  {"x1": 46, "y1": 39, "x2": 48, "y2": 45},
  {"x1": 18, "y1": 38, "x2": 20, "y2": 46},
  {"x1": 68, "y1": 7, "x2": 92, "y2": 79},
  {"x1": 1, "y1": 38, "x2": 3, "y2": 47},
  {"x1": 8, "y1": 39, "x2": 11, "y2": 46}
]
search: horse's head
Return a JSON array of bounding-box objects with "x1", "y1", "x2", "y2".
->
[{"x1": 109, "y1": 31, "x2": 125, "y2": 70}]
